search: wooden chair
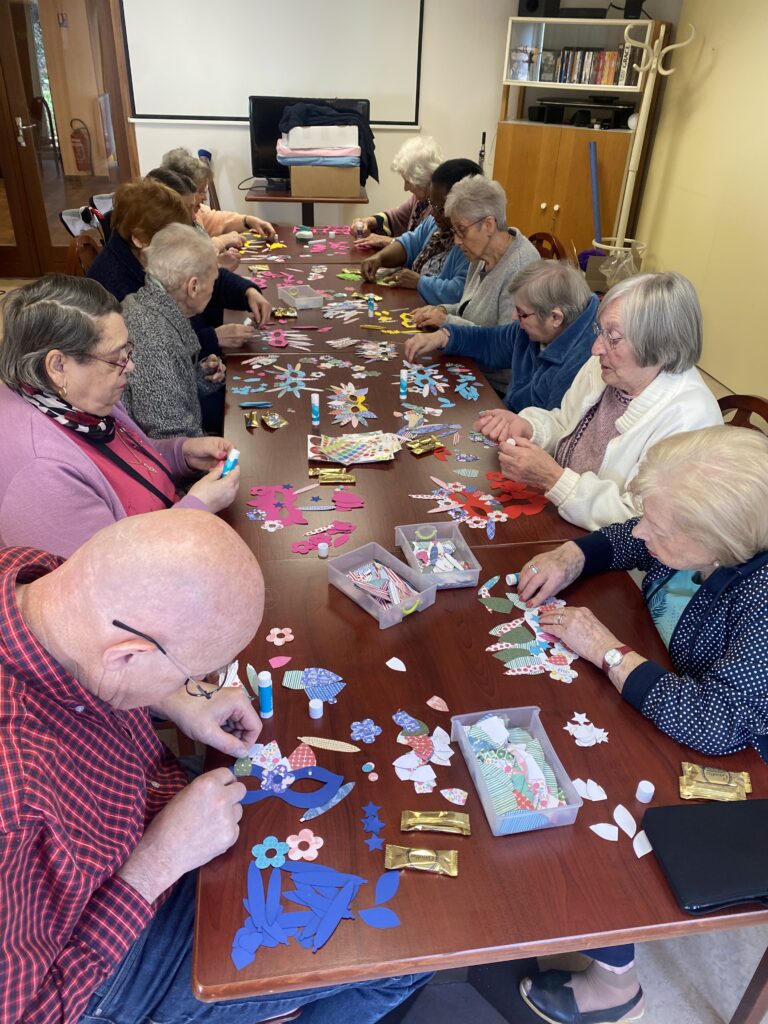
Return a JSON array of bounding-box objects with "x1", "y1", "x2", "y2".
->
[
  {"x1": 528, "y1": 231, "x2": 568, "y2": 260},
  {"x1": 198, "y1": 149, "x2": 221, "y2": 210},
  {"x1": 718, "y1": 394, "x2": 768, "y2": 433},
  {"x1": 65, "y1": 233, "x2": 102, "y2": 276}
]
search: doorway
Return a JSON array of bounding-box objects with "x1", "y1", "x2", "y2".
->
[{"x1": 0, "y1": 0, "x2": 137, "y2": 276}]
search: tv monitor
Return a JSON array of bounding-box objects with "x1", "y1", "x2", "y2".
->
[{"x1": 249, "y1": 95, "x2": 370, "y2": 184}]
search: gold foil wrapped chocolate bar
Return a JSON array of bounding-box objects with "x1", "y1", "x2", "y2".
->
[
  {"x1": 679, "y1": 760, "x2": 751, "y2": 801},
  {"x1": 405, "y1": 435, "x2": 443, "y2": 456},
  {"x1": 400, "y1": 810, "x2": 471, "y2": 836},
  {"x1": 384, "y1": 844, "x2": 458, "y2": 877}
]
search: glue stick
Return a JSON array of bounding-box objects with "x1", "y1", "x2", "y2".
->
[
  {"x1": 399, "y1": 368, "x2": 408, "y2": 401},
  {"x1": 367, "y1": 294, "x2": 375, "y2": 318},
  {"x1": 220, "y1": 448, "x2": 240, "y2": 478},
  {"x1": 257, "y1": 670, "x2": 274, "y2": 719},
  {"x1": 311, "y1": 392, "x2": 320, "y2": 428}
]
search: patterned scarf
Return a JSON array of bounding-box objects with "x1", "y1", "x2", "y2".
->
[
  {"x1": 411, "y1": 224, "x2": 454, "y2": 276},
  {"x1": 19, "y1": 384, "x2": 115, "y2": 443}
]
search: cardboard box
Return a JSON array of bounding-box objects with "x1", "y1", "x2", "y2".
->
[
  {"x1": 584, "y1": 254, "x2": 609, "y2": 294},
  {"x1": 289, "y1": 165, "x2": 359, "y2": 199}
]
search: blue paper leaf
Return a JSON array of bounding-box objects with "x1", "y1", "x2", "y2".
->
[
  {"x1": 247, "y1": 860, "x2": 266, "y2": 927},
  {"x1": 231, "y1": 922, "x2": 262, "y2": 970},
  {"x1": 374, "y1": 870, "x2": 401, "y2": 906},
  {"x1": 313, "y1": 879, "x2": 355, "y2": 952},
  {"x1": 266, "y1": 867, "x2": 282, "y2": 925},
  {"x1": 358, "y1": 906, "x2": 401, "y2": 929}
]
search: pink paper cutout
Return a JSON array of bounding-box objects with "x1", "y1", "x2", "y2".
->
[
  {"x1": 247, "y1": 485, "x2": 308, "y2": 527},
  {"x1": 269, "y1": 655, "x2": 292, "y2": 669},
  {"x1": 287, "y1": 743, "x2": 317, "y2": 770},
  {"x1": 332, "y1": 491, "x2": 365, "y2": 512},
  {"x1": 291, "y1": 520, "x2": 357, "y2": 555}
]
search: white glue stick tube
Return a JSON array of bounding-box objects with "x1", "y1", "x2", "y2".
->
[
  {"x1": 257, "y1": 670, "x2": 273, "y2": 718},
  {"x1": 220, "y1": 448, "x2": 240, "y2": 478}
]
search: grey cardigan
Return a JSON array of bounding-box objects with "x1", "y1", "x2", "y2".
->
[{"x1": 121, "y1": 277, "x2": 222, "y2": 439}]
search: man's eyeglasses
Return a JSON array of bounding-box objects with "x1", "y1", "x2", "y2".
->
[
  {"x1": 451, "y1": 217, "x2": 486, "y2": 240},
  {"x1": 593, "y1": 324, "x2": 625, "y2": 347},
  {"x1": 111, "y1": 619, "x2": 235, "y2": 699},
  {"x1": 84, "y1": 346, "x2": 134, "y2": 375}
]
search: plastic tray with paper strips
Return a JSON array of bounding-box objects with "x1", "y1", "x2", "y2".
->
[{"x1": 327, "y1": 542, "x2": 436, "y2": 629}]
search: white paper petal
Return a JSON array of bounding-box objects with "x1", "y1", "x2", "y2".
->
[
  {"x1": 633, "y1": 830, "x2": 653, "y2": 858},
  {"x1": 573, "y1": 778, "x2": 588, "y2": 799},
  {"x1": 585, "y1": 779, "x2": 608, "y2": 801},
  {"x1": 590, "y1": 823, "x2": 619, "y2": 841},
  {"x1": 476, "y1": 715, "x2": 509, "y2": 746},
  {"x1": 386, "y1": 657, "x2": 406, "y2": 672},
  {"x1": 613, "y1": 804, "x2": 637, "y2": 838}
]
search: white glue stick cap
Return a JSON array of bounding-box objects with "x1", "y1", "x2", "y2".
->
[
  {"x1": 635, "y1": 780, "x2": 655, "y2": 803},
  {"x1": 309, "y1": 698, "x2": 323, "y2": 719},
  {"x1": 317, "y1": 542, "x2": 329, "y2": 558}
]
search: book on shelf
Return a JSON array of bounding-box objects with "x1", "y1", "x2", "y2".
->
[{"x1": 541, "y1": 45, "x2": 641, "y2": 87}]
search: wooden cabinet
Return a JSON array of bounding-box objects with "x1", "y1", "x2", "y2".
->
[{"x1": 494, "y1": 121, "x2": 631, "y2": 254}]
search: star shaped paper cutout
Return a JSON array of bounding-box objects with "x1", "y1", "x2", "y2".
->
[
  {"x1": 364, "y1": 834, "x2": 385, "y2": 851},
  {"x1": 361, "y1": 814, "x2": 384, "y2": 834},
  {"x1": 362, "y1": 802, "x2": 380, "y2": 816}
]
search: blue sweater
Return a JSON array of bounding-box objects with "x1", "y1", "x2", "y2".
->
[
  {"x1": 444, "y1": 295, "x2": 599, "y2": 412},
  {"x1": 397, "y1": 216, "x2": 468, "y2": 306},
  {"x1": 87, "y1": 232, "x2": 255, "y2": 357},
  {"x1": 575, "y1": 519, "x2": 768, "y2": 763}
]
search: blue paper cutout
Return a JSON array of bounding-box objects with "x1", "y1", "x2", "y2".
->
[
  {"x1": 361, "y1": 814, "x2": 384, "y2": 834},
  {"x1": 300, "y1": 780, "x2": 356, "y2": 822},
  {"x1": 364, "y1": 834, "x2": 385, "y2": 851},
  {"x1": 241, "y1": 764, "x2": 344, "y2": 809},
  {"x1": 362, "y1": 802, "x2": 380, "y2": 816},
  {"x1": 358, "y1": 906, "x2": 401, "y2": 928},
  {"x1": 350, "y1": 718, "x2": 382, "y2": 743},
  {"x1": 374, "y1": 870, "x2": 400, "y2": 905},
  {"x1": 392, "y1": 710, "x2": 422, "y2": 733}
]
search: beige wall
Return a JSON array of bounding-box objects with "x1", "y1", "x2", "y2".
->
[{"x1": 636, "y1": 0, "x2": 768, "y2": 394}]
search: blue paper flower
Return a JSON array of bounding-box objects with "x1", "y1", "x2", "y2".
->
[
  {"x1": 251, "y1": 835, "x2": 290, "y2": 869},
  {"x1": 350, "y1": 718, "x2": 382, "y2": 744}
]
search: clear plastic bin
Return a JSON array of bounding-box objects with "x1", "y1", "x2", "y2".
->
[
  {"x1": 451, "y1": 706, "x2": 582, "y2": 836},
  {"x1": 395, "y1": 522, "x2": 480, "y2": 590},
  {"x1": 276, "y1": 284, "x2": 324, "y2": 309},
  {"x1": 327, "y1": 542, "x2": 437, "y2": 629}
]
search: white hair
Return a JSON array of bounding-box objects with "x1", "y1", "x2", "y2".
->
[
  {"x1": 144, "y1": 224, "x2": 217, "y2": 294},
  {"x1": 445, "y1": 176, "x2": 507, "y2": 230},
  {"x1": 630, "y1": 426, "x2": 768, "y2": 565},
  {"x1": 390, "y1": 136, "x2": 444, "y2": 188}
]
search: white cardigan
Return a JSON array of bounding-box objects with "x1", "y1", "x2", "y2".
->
[{"x1": 519, "y1": 357, "x2": 723, "y2": 530}]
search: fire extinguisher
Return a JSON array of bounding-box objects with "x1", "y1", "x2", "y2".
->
[{"x1": 70, "y1": 118, "x2": 93, "y2": 174}]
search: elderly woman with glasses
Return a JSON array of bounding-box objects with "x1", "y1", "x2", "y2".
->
[
  {"x1": 513, "y1": 425, "x2": 768, "y2": 1024},
  {"x1": 351, "y1": 135, "x2": 443, "y2": 249},
  {"x1": 122, "y1": 224, "x2": 225, "y2": 440},
  {"x1": 406, "y1": 260, "x2": 596, "y2": 412},
  {"x1": 480, "y1": 271, "x2": 723, "y2": 531},
  {"x1": 360, "y1": 158, "x2": 482, "y2": 305},
  {"x1": 0, "y1": 275, "x2": 238, "y2": 558}
]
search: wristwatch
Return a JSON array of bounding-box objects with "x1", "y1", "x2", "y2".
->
[{"x1": 602, "y1": 645, "x2": 632, "y2": 673}]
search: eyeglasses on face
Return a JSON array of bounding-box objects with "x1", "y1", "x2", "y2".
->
[
  {"x1": 515, "y1": 307, "x2": 537, "y2": 321},
  {"x1": 84, "y1": 345, "x2": 134, "y2": 375},
  {"x1": 593, "y1": 324, "x2": 626, "y2": 347},
  {"x1": 111, "y1": 618, "x2": 235, "y2": 699},
  {"x1": 451, "y1": 217, "x2": 487, "y2": 240}
]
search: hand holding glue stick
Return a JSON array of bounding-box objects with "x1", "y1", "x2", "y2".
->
[{"x1": 220, "y1": 448, "x2": 240, "y2": 478}]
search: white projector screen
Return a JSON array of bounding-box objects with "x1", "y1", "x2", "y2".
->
[{"x1": 121, "y1": 0, "x2": 424, "y2": 124}]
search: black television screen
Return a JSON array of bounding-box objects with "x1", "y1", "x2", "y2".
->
[{"x1": 249, "y1": 95, "x2": 370, "y2": 182}]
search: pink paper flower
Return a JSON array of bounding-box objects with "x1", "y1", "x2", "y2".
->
[
  {"x1": 286, "y1": 828, "x2": 324, "y2": 861},
  {"x1": 266, "y1": 627, "x2": 294, "y2": 647}
]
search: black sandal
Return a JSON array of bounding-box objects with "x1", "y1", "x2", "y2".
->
[{"x1": 519, "y1": 970, "x2": 645, "y2": 1024}]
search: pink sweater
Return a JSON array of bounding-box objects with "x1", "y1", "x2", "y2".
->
[
  {"x1": 0, "y1": 384, "x2": 206, "y2": 557},
  {"x1": 196, "y1": 204, "x2": 249, "y2": 237}
]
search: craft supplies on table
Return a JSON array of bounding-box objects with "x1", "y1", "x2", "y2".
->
[
  {"x1": 277, "y1": 284, "x2": 324, "y2": 309},
  {"x1": 328, "y1": 542, "x2": 437, "y2": 629},
  {"x1": 451, "y1": 707, "x2": 582, "y2": 836},
  {"x1": 395, "y1": 522, "x2": 481, "y2": 589},
  {"x1": 308, "y1": 431, "x2": 402, "y2": 466}
]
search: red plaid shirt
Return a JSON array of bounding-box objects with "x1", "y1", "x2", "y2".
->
[{"x1": 0, "y1": 548, "x2": 187, "y2": 1023}]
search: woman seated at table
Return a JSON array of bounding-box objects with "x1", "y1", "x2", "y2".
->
[
  {"x1": 483, "y1": 271, "x2": 723, "y2": 531},
  {"x1": 514, "y1": 424, "x2": 768, "y2": 1024},
  {"x1": 360, "y1": 158, "x2": 482, "y2": 305},
  {"x1": 122, "y1": 225, "x2": 225, "y2": 439},
  {"x1": 350, "y1": 135, "x2": 443, "y2": 248},
  {"x1": 406, "y1": 261, "x2": 595, "y2": 412},
  {"x1": 161, "y1": 146, "x2": 277, "y2": 244},
  {"x1": 0, "y1": 275, "x2": 237, "y2": 558}
]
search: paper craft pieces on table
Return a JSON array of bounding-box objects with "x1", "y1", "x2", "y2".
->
[
  {"x1": 286, "y1": 828, "x2": 324, "y2": 861},
  {"x1": 444, "y1": 362, "x2": 484, "y2": 401},
  {"x1": 308, "y1": 431, "x2": 402, "y2": 466},
  {"x1": 356, "y1": 340, "x2": 398, "y2": 362},
  {"x1": 398, "y1": 360, "x2": 450, "y2": 398},
  {"x1": 231, "y1": 860, "x2": 401, "y2": 969},
  {"x1": 393, "y1": 712, "x2": 454, "y2": 794},
  {"x1": 468, "y1": 430, "x2": 499, "y2": 448},
  {"x1": 327, "y1": 382, "x2": 378, "y2": 428},
  {"x1": 590, "y1": 823, "x2": 619, "y2": 841},
  {"x1": 257, "y1": 328, "x2": 315, "y2": 352},
  {"x1": 251, "y1": 835, "x2": 290, "y2": 869},
  {"x1": 427, "y1": 695, "x2": 449, "y2": 713},
  {"x1": 461, "y1": 714, "x2": 566, "y2": 817},
  {"x1": 408, "y1": 536, "x2": 473, "y2": 575},
  {"x1": 269, "y1": 655, "x2": 292, "y2": 670},
  {"x1": 440, "y1": 788, "x2": 468, "y2": 806},
  {"x1": 409, "y1": 476, "x2": 510, "y2": 540},
  {"x1": 264, "y1": 362, "x2": 324, "y2": 399},
  {"x1": 297, "y1": 736, "x2": 361, "y2": 753},
  {"x1": 572, "y1": 778, "x2": 608, "y2": 802},
  {"x1": 291, "y1": 520, "x2": 357, "y2": 555},
  {"x1": 613, "y1": 804, "x2": 637, "y2": 838},
  {"x1": 300, "y1": 779, "x2": 356, "y2": 822},
  {"x1": 633, "y1": 830, "x2": 653, "y2": 858},
  {"x1": 331, "y1": 490, "x2": 365, "y2": 512},
  {"x1": 246, "y1": 484, "x2": 309, "y2": 530},
  {"x1": 238, "y1": 742, "x2": 350, "y2": 816},
  {"x1": 485, "y1": 472, "x2": 549, "y2": 519},
  {"x1": 351, "y1": 718, "x2": 382, "y2": 744},
  {"x1": 386, "y1": 657, "x2": 406, "y2": 672},
  {"x1": 337, "y1": 268, "x2": 364, "y2": 281},
  {"x1": 346, "y1": 560, "x2": 418, "y2": 608},
  {"x1": 326, "y1": 336, "x2": 360, "y2": 349},
  {"x1": 360, "y1": 802, "x2": 386, "y2": 851},
  {"x1": 564, "y1": 712, "x2": 609, "y2": 746},
  {"x1": 282, "y1": 667, "x2": 347, "y2": 703},
  {"x1": 478, "y1": 576, "x2": 579, "y2": 683},
  {"x1": 266, "y1": 627, "x2": 294, "y2": 647}
]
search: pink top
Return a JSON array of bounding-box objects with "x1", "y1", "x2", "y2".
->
[
  {"x1": 67, "y1": 421, "x2": 178, "y2": 516},
  {"x1": 196, "y1": 204, "x2": 248, "y2": 237},
  {"x1": 555, "y1": 386, "x2": 633, "y2": 474}
]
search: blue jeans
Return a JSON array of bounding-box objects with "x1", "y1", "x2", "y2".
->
[{"x1": 80, "y1": 872, "x2": 430, "y2": 1024}]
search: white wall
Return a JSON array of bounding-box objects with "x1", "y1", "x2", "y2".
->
[{"x1": 131, "y1": 0, "x2": 513, "y2": 225}]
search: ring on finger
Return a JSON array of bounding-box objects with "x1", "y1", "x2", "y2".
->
[
  {"x1": 557, "y1": 614, "x2": 564, "y2": 626},
  {"x1": 529, "y1": 564, "x2": 539, "y2": 575}
]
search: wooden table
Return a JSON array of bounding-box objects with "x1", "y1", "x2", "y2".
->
[
  {"x1": 195, "y1": 242, "x2": 768, "y2": 1020},
  {"x1": 238, "y1": 223, "x2": 389, "y2": 265},
  {"x1": 246, "y1": 187, "x2": 368, "y2": 228}
]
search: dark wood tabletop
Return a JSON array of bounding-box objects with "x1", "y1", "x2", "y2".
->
[{"x1": 194, "y1": 240, "x2": 768, "y2": 1009}]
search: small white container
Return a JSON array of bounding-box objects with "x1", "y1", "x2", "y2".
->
[
  {"x1": 395, "y1": 522, "x2": 481, "y2": 590},
  {"x1": 277, "y1": 284, "x2": 324, "y2": 310},
  {"x1": 451, "y1": 706, "x2": 582, "y2": 837},
  {"x1": 327, "y1": 542, "x2": 437, "y2": 629}
]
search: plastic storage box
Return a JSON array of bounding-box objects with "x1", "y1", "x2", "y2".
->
[
  {"x1": 451, "y1": 706, "x2": 582, "y2": 836},
  {"x1": 395, "y1": 522, "x2": 481, "y2": 590},
  {"x1": 276, "y1": 284, "x2": 324, "y2": 309},
  {"x1": 327, "y1": 542, "x2": 437, "y2": 629}
]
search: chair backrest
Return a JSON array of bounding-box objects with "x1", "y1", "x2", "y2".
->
[
  {"x1": 198, "y1": 149, "x2": 220, "y2": 210},
  {"x1": 528, "y1": 231, "x2": 568, "y2": 261},
  {"x1": 66, "y1": 233, "x2": 103, "y2": 277},
  {"x1": 718, "y1": 394, "x2": 768, "y2": 433}
]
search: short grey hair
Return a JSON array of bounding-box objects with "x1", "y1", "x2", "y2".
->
[
  {"x1": 630, "y1": 426, "x2": 768, "y2": 565},
  {"x1": 390, "y1": 136, "x2": 443, "y2": 188},
  {"x1": 510, "y1": 260, "x2": 592, "y2": 328},
  {"x1": 0, "y1": 274, "x2": 120, "y2": 391},
  {"x1": 161, "y1": 146, "x2": 211, "y2": 187},
  {"x1": 445, "y1": 176, "x2": 508, "y2": 230},
  {"x1": 144, "y1": 224, "x2": 218, "y2": 294},
  {"x1": 600, "y1": 271, "x2": 702, "y2": 373}
]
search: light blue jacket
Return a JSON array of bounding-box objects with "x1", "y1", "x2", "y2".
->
[{"x1": 397, "y1": 216, "x2": 468, "y2": 305}]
